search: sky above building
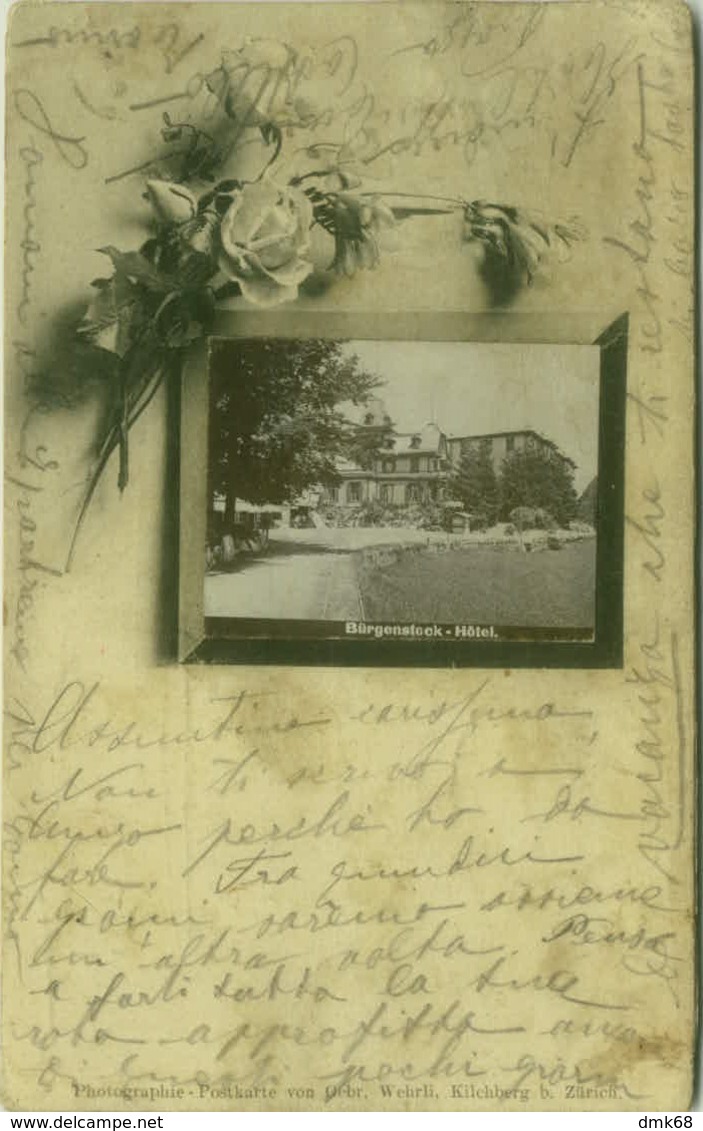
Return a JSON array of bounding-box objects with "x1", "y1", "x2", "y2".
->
[{"x1": 340, "y1": 339, "x2": 600, "y2": 493}]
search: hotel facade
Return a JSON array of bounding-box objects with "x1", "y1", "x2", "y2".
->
[{"x1": 321, "y1": 403, "x2": 575, "y2": 510}]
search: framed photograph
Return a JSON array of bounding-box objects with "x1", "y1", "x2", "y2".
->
[{"x1": 179, "y1": 311, "x2": 626, "y2": 667}]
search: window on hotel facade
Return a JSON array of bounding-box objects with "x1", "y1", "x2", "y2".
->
[
  {"x1": 327, "y1": 486, "x2": 339, "y2": 502},
  {"x1": 348, "y1": 482, "x2": 361, "y2": 503},
  {"x1": 382, "y1": 458, "x2": 395, "y2": 473},
  {"x1": 405, "y1": 484, "x2": 421, "y2": 504},
  {"x1": 379, "y1": 484, "x2": 391, "y2": 504},
  {"x1": 410, "y1": 456, "x2": 420, "y2": 473},
  {"x1": 506, "y1": 435, "x2": 515, "y2": 452}
]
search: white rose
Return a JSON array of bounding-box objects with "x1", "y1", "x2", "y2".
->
[{"x1": 219, "y1": 178, "x2": 314, "y2": 306}]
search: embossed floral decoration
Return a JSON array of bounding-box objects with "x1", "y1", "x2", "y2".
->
[{"x1": 55, "y1": 38, "x2": 584, "y2": 567}]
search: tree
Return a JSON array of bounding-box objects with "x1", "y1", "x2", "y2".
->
[
  {"x1": 208, "y1": 338, "x2": 390, "y2": 525},
  {"x1": 577, "y1": 476, "x2": 598, "y2": 525},
  {"x1": 500, "y1": 446, "x2": 578, "y2": 527},
  {"x1": 450, "y1": 440, "x2": 500, "y2": 525}
]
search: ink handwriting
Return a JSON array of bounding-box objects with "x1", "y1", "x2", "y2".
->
[{"x1": 14, "y1": 90, "x2": 88, "y2": 169}]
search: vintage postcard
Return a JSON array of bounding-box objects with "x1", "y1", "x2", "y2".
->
[{"x1": 2, "y1": 0, "x2": 697, "y2": 1114}]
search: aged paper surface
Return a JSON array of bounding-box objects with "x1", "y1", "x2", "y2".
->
[{"x1": 2, "y1": 0, "x2": 696, "y2": 1112}]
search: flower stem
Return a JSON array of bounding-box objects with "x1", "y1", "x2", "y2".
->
[
  {"x1": 289, "y1": 170, "x2": 339, "y2": 186},
  {"x1": 254, "y1": 126, "x2": 283, "y2": 182},
  {"x1": 361, "y1": 190, "x2": 465, "y2": 208},
  {"x1": 64, "y1": 361, "x2": 166, "y2": 572},
  {"x1": 117, "y1": 366, "x2": 131, "y2": 493}
]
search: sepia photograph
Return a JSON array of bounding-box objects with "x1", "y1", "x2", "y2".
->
[{"x1": 203, "y1": 336, "x2": 601, "y2": 645}]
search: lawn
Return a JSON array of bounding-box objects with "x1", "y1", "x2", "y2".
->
[{"x1": 357, "y1": 540, "x2": 596, "y2": 628}]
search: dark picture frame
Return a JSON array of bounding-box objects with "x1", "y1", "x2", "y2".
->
[{"x1": 178, "y1": 311, "x2": 627, "y2": 668}]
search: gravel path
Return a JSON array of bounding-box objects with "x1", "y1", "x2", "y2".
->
[{"x1": 204, "y1": 533, "x2": 366, "y2": 620}]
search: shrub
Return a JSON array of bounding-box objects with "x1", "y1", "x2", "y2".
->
[
  {"x1": 357, "y1": 501, "x2": 387, "y2": 527},
  {"x1": 509, "y1": 506, "x2": 537, "y2": 532},
  {"x1": 533, "y1": 507, "x2": 557, "y2": 531},
  {"x1": 569, "y1": 519, "x2": 594, "y2": 535},
  {"x1": 417, "y1": 504, "x2": 444, "y2": 530}
]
